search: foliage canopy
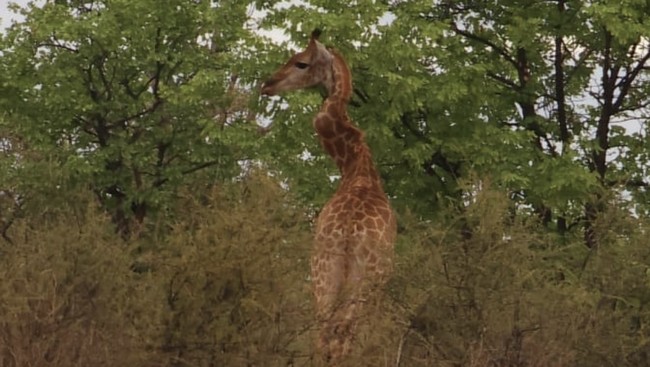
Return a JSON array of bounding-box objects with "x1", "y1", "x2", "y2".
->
[{"x1": 1, "y1": 0, "x2": 650, "y2": 366}]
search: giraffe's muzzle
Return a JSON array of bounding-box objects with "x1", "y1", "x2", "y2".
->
[{"x1": 260, "y1": 79, "x2": 278, "y2": 96}]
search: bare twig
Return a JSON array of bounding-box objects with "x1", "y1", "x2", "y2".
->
[{"x1": 395, "y1": 328, "x2": 410, "y2": 367}]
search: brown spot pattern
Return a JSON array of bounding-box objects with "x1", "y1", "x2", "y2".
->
[{"x1": 261, "y1": 32, "x2": 396, "y2": 366}]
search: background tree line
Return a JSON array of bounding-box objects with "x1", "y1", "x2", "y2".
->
[{"x1": 0, "y1": 0, "x2": 649, "y2": 366}]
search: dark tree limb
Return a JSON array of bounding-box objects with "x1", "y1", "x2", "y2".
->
[
  {"x1": 554, "y1": 0, "x2": 569, "y2": 145},
  {"x1": 452, "y1": 26, "x2": 518, "y2": 69}
]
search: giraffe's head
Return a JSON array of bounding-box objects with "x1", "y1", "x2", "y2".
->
[{"x1": 261, "y1": 29, "x2": 334, "y2": 96}]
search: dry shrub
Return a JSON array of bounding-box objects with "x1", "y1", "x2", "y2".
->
[
  {"x1": 1, "y1": 174, "x2": 649, "y2": 367},
  {"x1": 390, "y1": 183, "x2": 650, "y2": 367},
  {"x1": 0, "y1": 197, "x2": 155, "y2": 367},
  {"x1": 149, "y1": 172, "x2": 314, "y2": 366},
  {"x1": 573, "y1": 203, "x2": 650, "y2": 366},
  {"x1": 0, "y1": 172, "x2": 315, "y2": 367}
]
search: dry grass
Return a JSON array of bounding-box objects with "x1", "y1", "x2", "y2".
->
[{"x1": 1, "y1": 174, "x2": 649, "y2": 366}]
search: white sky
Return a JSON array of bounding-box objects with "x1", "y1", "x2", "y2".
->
[
  {"x1": 1, "y1": 0, "x2": 291, "y2": 42},
  {"x1": 0, "y1": 0, "x2": 32, "y2": 31}
]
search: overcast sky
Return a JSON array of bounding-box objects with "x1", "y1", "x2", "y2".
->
[
  {"x1": 1, "y1": 0, "x2": 32, "y2": 31},
  {"x1": 1, "y1": 0, "x2": 290, "y2": 42}
]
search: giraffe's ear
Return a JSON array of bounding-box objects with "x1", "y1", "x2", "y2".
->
[{"x1": 311, "y1": 28, "x2": 322, "y2": 41}]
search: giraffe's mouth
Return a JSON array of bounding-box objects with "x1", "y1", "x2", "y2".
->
[{"x1": 260, "y1": 79, "x2": 279, "y2": 96}]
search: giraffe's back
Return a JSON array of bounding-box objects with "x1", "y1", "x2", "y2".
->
[{"x1": 313, "y1": 186, "x2": 395, "y2": 290}]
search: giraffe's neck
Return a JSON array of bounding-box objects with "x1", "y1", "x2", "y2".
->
[
  {"x1": 313, "y1": 50, "x2": 381, "y2": 190},
  {"x1": 322, "y1": 49, "x2": 352, "y2": 101}
]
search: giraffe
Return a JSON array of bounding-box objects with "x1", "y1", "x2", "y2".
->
[{"x1": 261, "y1": 29, "x2": 397, "y2": 365}]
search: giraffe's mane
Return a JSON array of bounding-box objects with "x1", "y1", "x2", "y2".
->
[{"x1": 326, "y1": 47, "x2": 353, "y2": 102}]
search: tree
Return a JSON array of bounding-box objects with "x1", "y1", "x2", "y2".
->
[
  {"x1": 256, "y1": 0, "x2": 650, "y2": 246},
  {"x1": 0, "y1": 0, "x2": 263, "y2": 236}
]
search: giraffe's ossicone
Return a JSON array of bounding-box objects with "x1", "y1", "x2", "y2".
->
[{"x1": 262, "y1": 29, "x2": 397, "y2": 365}]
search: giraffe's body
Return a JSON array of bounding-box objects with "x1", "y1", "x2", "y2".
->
[{"x1": 262, "y1": 30, "x2": 396, "y2": 365}]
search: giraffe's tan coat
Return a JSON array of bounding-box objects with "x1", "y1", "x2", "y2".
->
[{"x1": 262, "y1": 30, "x2": 396, "y2": 366}]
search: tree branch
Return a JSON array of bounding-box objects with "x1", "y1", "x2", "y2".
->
[
  {"x1": 613, "y1": 48, "x2": 650, "y2": 113},
  {"x1": 554, "y1": 0, "x2": 569, "y2": 145},
  {"x1": 112, "y1": 99, "x2": 163, "y2": 127},
  {"x1": 450, "y1": 23, "x2": 517, "y2": 68},
  {"x1": 487, "y1": 72, "x2": 519, "y2": 90},
  {"x1": 152, "y1": 159, "x2": 222, "y2": 188},
  {"x1": 38, "y1": 40, "x2": 79, "y2": 53}
]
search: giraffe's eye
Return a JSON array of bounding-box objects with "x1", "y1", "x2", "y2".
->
[{"x1": 295, "y1": 62, "x2": 309, "y2": 69}]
